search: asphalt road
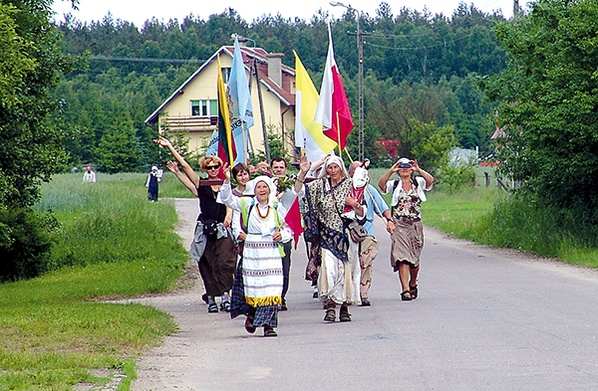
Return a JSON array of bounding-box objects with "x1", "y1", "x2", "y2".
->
[{"x1": 130, "y1": 198, "x2": 598, "y2": 391}]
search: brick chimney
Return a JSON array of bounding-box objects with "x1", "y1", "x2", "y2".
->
[{"x1": 266, "y1": 53, "x2": 284, "y2": 88}]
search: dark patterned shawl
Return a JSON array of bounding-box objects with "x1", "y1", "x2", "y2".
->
[{"x1": 304, "y1": 177, "x2": 352, "y2": 263}]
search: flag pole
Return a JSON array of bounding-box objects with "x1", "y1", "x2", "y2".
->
[
  {"x1": 336, "y1": 112, "x2": 342, "y2": 155},
  {"x1": 242, "y1": 122, "x2": 248, "y2": 164},
  {"x1": 217, "y1": 55, "x2": 234, "y2": 164},
  {"x1": 343, "y1": 145, "x2": 388, "y2": 223}
]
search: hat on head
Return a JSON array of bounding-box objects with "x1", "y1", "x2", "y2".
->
[
  {"x1": 397, "y1": 158, "x2": 412, "y2": 169},
  {"x1": 151, "y1": 165, "x2": 158, "y2": 171}
]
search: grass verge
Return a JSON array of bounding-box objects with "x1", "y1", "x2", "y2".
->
[
  {"x1": 423, "y1": 185, "x2": 598, "y2": 267},
  {"x1": 0, "y1": 173, "x2": 188, "y2": 390}
]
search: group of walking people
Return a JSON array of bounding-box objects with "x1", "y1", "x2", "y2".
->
[{"x1": 154, "y1": 136, "x2": 434, "y2": 337}]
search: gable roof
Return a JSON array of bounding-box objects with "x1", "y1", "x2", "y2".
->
[{"x1": 145, "y1": 45, "x2": 295, "y2": 125}]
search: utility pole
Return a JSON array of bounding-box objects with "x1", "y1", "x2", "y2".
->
[{"x1": 357, "y1": 25, "x2": 364, "y2": 161}]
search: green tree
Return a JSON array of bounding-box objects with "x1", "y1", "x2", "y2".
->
[
  {"x1": 97, "y1": 118, "x2": 141, "y2": 173},
  {"x1": 484, "y1": 0, "x2": 598, "y2": 224},
  {"x1": 0, "y1": 2, "x2": 71, "y2": 209},
  {"x1": 0, "y1": 1, "x2": 73, "y2": 281},
  {"x1": 409, "y1": 120, "x2": 457, "y2": 174}
]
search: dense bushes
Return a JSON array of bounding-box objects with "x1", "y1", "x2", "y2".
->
[
  {"x1": 0, "y1": 208, "x2": 57, "y2": 282},
  {"x1": 477, "y1": 195, "x2": 598, "y2": 262}
]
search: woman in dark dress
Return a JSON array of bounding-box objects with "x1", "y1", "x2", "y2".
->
[{"x1": 155, "y1": 137, "x2": 237, "y2": 313}]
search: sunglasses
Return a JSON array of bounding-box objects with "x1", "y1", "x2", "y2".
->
[{"x1": 206, "y1": 165, "x2": 220, "y2": 170}]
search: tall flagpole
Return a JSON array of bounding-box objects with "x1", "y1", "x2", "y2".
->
[
  {"x1": 253, "y1": 58, "x2": 270, "y2": 163},
  {"x1": 336, "y1": 112, "x2": 342, "y2": 155}
]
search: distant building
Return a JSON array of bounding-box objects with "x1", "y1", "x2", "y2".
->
[
  {"x1": 145, "y1": 41, "x2": 296, "y2": 161},
  {"x1": 448, "y1": 147, "x2": 478, "y2": 166}
]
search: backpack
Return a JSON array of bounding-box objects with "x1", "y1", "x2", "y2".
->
[
  {"x1": 240, "y1": 197, "x2": 285, "y2": 257},
  {"x1": 389, "y1": 177, "x2": 419, "y2": 209},
  {"x1": 389, "y1": 177, "x2": 419, "y2": 195},
  {"x1": 240, "y1": 198, "x2": 282, "y2": 233}
]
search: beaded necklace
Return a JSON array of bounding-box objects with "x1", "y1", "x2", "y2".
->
[{"x1": 256, "y1": 204, "x2": 271, "y2": 220}]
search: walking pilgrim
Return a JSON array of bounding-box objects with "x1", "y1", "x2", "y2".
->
[
  {"x1": 293, "y1": 154, "x2": 367, "y2": 322},
  {"x1": 220, "y1": 162, "x2": 292, "y2": 337}
]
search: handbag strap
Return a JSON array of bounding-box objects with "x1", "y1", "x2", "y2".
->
[{"x1": 327, "y1": 178, "x2": 346, "y2": 221}]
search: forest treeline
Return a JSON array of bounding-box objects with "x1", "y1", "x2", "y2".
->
[{"x1": 55, "y1": 2, "x2": 509, "y2": 171}]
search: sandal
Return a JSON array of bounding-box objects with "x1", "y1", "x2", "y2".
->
[
  {"x1": 401, "y1": 290, "x2": 413, "y2": 301},
  {"x1": 220, "y1": 300, "x2": 231, "y2": 312},
  {"x1": 263, "y1": 326, "x2": 278, "y2": 337},
  {"x1": 207, "y1": 302, "x2": 219, "y2": 313},
  {"x1": 409, "y1": 284, "x2": 418, "y2": 300},
  {"x1": 324, "y1": 308, "x2": 336, "y2": 322},
  {"x1": 244, "y1": 316, "x2": 256, "y2": 334},
  {"x1": 339, "y1": 306, "x2": 351, "y2": 322}
]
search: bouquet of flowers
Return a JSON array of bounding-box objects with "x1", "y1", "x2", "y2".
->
[
  {"x1": 274, "y1": 174, "x2": 296, "y2": 193},
  {"x1": 249, "y1": 166, "x2": 273, "y2": 179}
]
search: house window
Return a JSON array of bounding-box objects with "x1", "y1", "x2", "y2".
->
[
  {"x1": 222, "y1": 67, "x2": 231, "y2": 83},
  {"x1": 191, "y1": 99, "x2": 218, "y2": 117}
]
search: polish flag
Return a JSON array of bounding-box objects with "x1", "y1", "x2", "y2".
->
[{"x1": 314, "y1": 23, "x2": 354, "y2": 151}]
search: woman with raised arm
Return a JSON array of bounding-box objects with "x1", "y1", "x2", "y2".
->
[
  {"x1": 378, "y1": 157, "x2": 434, "y2": 301},
  {"x1": 293, "y1": 154, "x2": 366, "y2": 323},
  {"x1": 220, "y1": 162, "x2": 291, "y2": 337},
  {"x1": 155, "y1": 137, "x2": 237, "y2": 313}
]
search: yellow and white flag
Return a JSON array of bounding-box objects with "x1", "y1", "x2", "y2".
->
[{"x1": 294, "y1": 51, "x2": 337, "y2": 163}]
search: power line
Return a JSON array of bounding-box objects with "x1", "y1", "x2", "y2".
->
[
  {"x1": 364, "y1": 32, "x2": 475, "y2": 51},
  {"x1": 90, "y1": 56, "x2": 206, "y2": 64}
]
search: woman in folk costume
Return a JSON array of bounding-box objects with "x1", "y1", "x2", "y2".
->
[
  {"x1": 293, "y1": 154, "x2": 367, "y2": 323},
  {"x1": 220, "y1": 163, "x2": 291, "y2": 337}
]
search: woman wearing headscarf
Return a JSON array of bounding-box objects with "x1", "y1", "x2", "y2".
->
[
  {"x1": 294, "y1": 154, "x2": 367, "y2": 323},
  {"x1": 154, "y1": 137, "x2": 237, "y2": 313},
  {"x1": 220, "y1": 163, "x2": 292, "y2": 337},
  {"x1": 378, "y1": 157, "x2": 434, "y2": 301}
]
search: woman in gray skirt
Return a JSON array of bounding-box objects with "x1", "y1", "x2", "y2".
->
[{"x1": 378, "y1": 157, "x2": 434, "y2": 301}]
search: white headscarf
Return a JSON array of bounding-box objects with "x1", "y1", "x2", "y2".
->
[
  {"x1": 318, "y1": 155, "x2": 348, "y2": 178},
  {"x1": 247, "y1": 175, "x2": 277, "y2": 203}
]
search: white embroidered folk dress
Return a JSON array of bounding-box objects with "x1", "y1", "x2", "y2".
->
[{"x1": 220, "y1": 182, "x2": 292, "y2": 307}]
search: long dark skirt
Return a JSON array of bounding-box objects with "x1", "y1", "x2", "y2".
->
[{"x1": 198, "y1": 235, "x2": 237, "y2": 297}]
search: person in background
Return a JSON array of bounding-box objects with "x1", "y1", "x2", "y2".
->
[
  {"x1": 294, "y1": 154, "x2": 366, "y2": 323},
  {"x1": 348, "y1": 161, "x2": 394, "y2": 307},
  {"x1": 230, "y1": 162, "x2": 252, "y2": 246},
  {"x1": 82, "y1": 165, "x2": 96, "y2": 183},
  {"x1": 154, "y1": 136, "x2": 237, "y2": 313},
  {"x1": 221, "y1": 162, "x2": 291, "y2": 337},
  {"x1": 378, "y1": 157, "x2": 434, "y2": 301},
  {"x1": 228, "y1": 162, "x2": 255, "y2": 321},
  {"x1": 146, "y1": 165, "x2": 161, "y2": 202},
  {"x1": 270, "y1": 156, "x2": 294, "y2": 310}
]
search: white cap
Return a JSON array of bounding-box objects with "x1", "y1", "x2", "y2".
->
[{"x1": 397, "y1": 158, "x2": 412, "y2": 168}]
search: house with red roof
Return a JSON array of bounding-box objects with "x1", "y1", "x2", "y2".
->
[{"x1": 145, "y1": 40, "x2": 296, "y2": 160}]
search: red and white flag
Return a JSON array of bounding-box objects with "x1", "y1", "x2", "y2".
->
[
  {"x1": 284, "y1": 196, "x2": 304, "y2": 248},
  {"x1": 314, "y1": 23, "x2": 354, "y2": 151}
]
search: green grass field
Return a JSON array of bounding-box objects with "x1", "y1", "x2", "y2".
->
[{"x1": 1, "y1": 173, "x2": 188, "y2": 390}]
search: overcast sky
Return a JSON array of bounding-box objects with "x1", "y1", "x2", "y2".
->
[{"x1": 52, "y1": 0, "x2": 529, "y2": 27}]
